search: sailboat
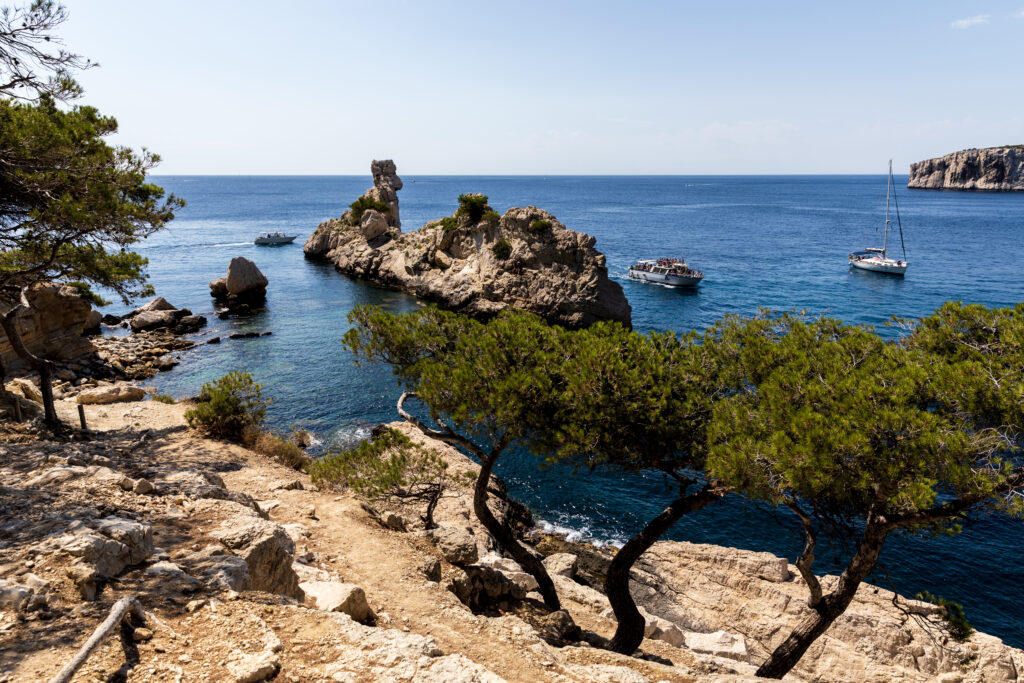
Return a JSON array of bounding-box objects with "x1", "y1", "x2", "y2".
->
[{"x1": 849, "y1": 160, "x2": 908, "y2": 276}]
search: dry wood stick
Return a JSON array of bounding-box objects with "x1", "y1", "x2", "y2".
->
[{"x1": 49, "y1": 596, "x2": 144, "y2": 683}]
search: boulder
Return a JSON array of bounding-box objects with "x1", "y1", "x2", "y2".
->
[
  {"x1": 7, "y1": 378, "x2": 42, "y2": 404},
  {"x1": 448, "y1": 565, "x2": 526, "y2": 611},
  {"x1": 229, "y1": 651, "x2": 280, "y2": 683},
  {"x1": 300, "y1": 581, "x2": 371, "y2": 621},
  {"x1": 418, "y1": 558, "x2": 442, "y2": 582},
  {"x1": 129, "y1": 309, "x2": 180, "y2": 332},
  {"x1": 132, "y1": 296, "x2": 178, "y2": 315},
  {"x1": 226, "y1": 257, "x2": 268, "y2": 296},
  {"x1": 180, "y1": 545, "x2": 250, "y2": 592},
  {"x1": 359, "y1": 209, "x2": 390, "y2": 240},
  {"x1": 0, "y1": 283, "x2": 94, "y2": 370},
  {"x1": 76, "y1": 383, "x2": 146, "y2": 405},
  {"x1": 174, "y1": 314, "x2": 207, "y2": 334},
  {"x1": 429, "y1": 524, "x2": 479, "y2": 566},
  {"x1": 211, "y1": 503, "x2": 303, "y2": 599},
  {"x1": 83, "y1": 309, "x2": 102, "y2": 334},
  {"x1": 542, "y1": 552, "x2": 578, "y2": 579},
  {"x1": 54, "y1": 517, "x2": 153, "y2": 577}
]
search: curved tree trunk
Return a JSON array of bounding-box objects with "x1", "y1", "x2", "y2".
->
[
  {"x1": 474, "y1": 452, "x2": 561, "y2": 610},
  {"x1": 755, "y1": 518, "x2": 889, "y2": 679},
  {"x1": 0, "y1": 307, "x2": 59, "y2": 427},
  {"x1": 607, "y1": 485, "x2": 724, "y2": 654}
]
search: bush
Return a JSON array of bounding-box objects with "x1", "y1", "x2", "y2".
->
[
  {"x1": 915, "y1": 591, "x2": 975, "y2": 642},
  {"x1": 437, "y1": 216, "x2": 458, "y2": 233},
  {"x1": 310, "y1": 427, "x2": 464, "y2": 528},
  {"x1": 528, "y1": 219, "x2": 551, "y2": 234},
  {"x1": 491, "y1": 238, "x2": 512, "y2": 260},
  {"x1": 184, "y1": 370, "x2": 268, "y2": 440},
  {"x1": 349, "y1": 195, "x2": 391, "y2": 225},
  {"x1": 243, "y1": 425, "x2": 310, "y2": 471},
  {"x1": 150, "y1": 394, "x2": 176, "y2": 404},
  {"x1": 65, "y1": 281, "x2": 110, "y2": 307},
  {"x1": 456, "y1": 194, "x2": 489, "y2": 223},
  {"x1": 482, "y1": 210, "x2": 501, "y2": 226}
]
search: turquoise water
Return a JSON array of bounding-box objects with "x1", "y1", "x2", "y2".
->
[{"x1": 118, "y1": 175, "x2": 1024, "y2": 645}]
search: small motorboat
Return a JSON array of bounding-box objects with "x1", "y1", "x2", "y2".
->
[
  {"x1": 849, "y1": 160, "x2": 908, "y2": 276},
  {"x1": 628, "y1": 257, "x2": 704, "y2": 287},
  {"x1": 254, "y1": 231, "x2": 298, "y2": 245}
]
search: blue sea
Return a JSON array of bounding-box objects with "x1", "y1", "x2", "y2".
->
[{"x1": 116, "y1": 175, "x2": 1024, "y2": 646}]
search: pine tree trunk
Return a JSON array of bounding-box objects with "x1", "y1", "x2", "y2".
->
[
  {"x1": 755, "y1": 518, "x2": 889, "y2": 679},
  {"x1": 473, "y1": 452, "x2": 561, "y2": 610},
  {"x1": 0, "y1": 308, "x2": 59, "y2": 427},
  {"x1": 607, "y1": 485, "x2": 724, "y2": 654}
]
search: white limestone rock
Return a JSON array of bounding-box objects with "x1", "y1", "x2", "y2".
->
[{"x1": 301, "y1": 581, "x2": 370, "y2": 621}]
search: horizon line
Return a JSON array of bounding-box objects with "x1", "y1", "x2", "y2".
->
[{"x1": 149, "y1": 172, "x2": 908, "y2": 177}]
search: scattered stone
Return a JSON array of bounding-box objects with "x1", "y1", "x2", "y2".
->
[
  {"x1": 65, "y1": 563, "x2": 98, "y2": 601},
  {"x1": 76, "y1": 383, "x2": 146, "y2": 405},
  {"x1": 448, "y1": 565, "x2": 525, "y2": 612},
  {"x1": 133, "y1": 477, "x2": 155, "y2": 494},
  {"x1": 301, "y1": 581, "x2": 371, "y2": 622},
  {"x1": 210, "y1": 501, "x2": 303, "y2": 599},
  {"x1": 207, "y1": 336, "x2": 221, "y2": 344},
  {"x1": 418, "y1": 558, "x2": 442, "y2": 582},
  {"x1": 429, "y1": 525, "x2": 479, "y2": 566},
  {"x1": 132, "y1": 627, "x2": 154, "y2": 641},
  {"x1": 533, "y1": 609, "x2": 581, "y2": 643},
  {"x1": 229, "y1": 651, "x2": 280, "y2": 683},
  {"x1": 683, "y1": 629, "x2": 749, "y2": 663},
  {"x1": 271, "y1": 479, "x2": 303, "y2": 491}
]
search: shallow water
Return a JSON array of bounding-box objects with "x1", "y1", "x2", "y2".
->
[{"x1": 117, "y1": 175, "x2": 1024, "y2": 645}]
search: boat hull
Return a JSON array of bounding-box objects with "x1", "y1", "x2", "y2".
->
[
  {"x1": 254, "y1": 236, "x2": 297, "y2": 245},
  {"x1": 628, "y1": 268, "x2": 703, "y2": 287},
  {"x1": 849, "y1": 257, "x2": 907, "y2": 276}
]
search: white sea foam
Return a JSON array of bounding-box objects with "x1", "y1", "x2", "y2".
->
[{"x1": 533, "y1": 518, "x2": 625, "y2": 549}]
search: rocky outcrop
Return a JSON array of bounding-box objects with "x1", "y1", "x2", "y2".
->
[
  {"x1": 909, "y1": 146, "x2": 1024, "y2": 190},
  {"x1": 210, "y1": 257, "x2": 269, "y2": 316},
  {"x1": 0, "y1": 283, "x2": 95, "y2": 371},
  {"x1": 304, "y1": 164, "x2": 631, "y2": 328},
  {"x1": 122, "y1": 296, "x2": 207, "y2": 335}
]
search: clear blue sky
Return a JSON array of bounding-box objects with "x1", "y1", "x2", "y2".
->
[{"x1": 60, "y1": 1, "x2": 1024, "y2": 175}]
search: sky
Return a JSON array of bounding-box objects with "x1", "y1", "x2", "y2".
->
[{"x1": 55, "y1": 1, "x2": 1024, "y2": 175}]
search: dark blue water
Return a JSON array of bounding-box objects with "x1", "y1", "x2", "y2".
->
[{"x1": 114, "y1": 175, "x2": 1024, "y2": 645}]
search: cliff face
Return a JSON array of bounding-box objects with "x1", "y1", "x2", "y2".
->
[
  {"x1": 908, "y1": 147, "x2": 1024, "y2": 190},
  {"x1": 305, "y1": 163, "x2": 631, "y2": 329}
]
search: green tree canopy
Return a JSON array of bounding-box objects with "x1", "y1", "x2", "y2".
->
[{"x1": 707, "y1": 312, "x2": 1024, "y2": 678}]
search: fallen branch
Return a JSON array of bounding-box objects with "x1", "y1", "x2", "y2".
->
[{"x1": 50, "y1": 596, "x2": 145, "y2": 683}]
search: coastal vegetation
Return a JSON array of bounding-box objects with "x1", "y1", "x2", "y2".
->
[
  {"x1": 455, "y1": 193, "x2": 489, "y2": 223},
  {"x1": 344, "y1": 302, "x2": 1024, "y2": 675},
  {"x1": 347, "y1": 195, "x2": 390, "y2": 225},
  {"x1": 528, "y1": 219, "x2": 551, "y2": 234},
  {"x1": 482, "y1": 210, "x2": 501, "y2": 226},
  {"x1": 490, "y1": 238, "x2": 512, "y2": 260},
  {"x1": 0, "y1": 1, "x2": 180, "y2": 427},
  {"x1": 311, "y1": 426, "x2": 471, "y2": 529},
  {"x1": 184, "y1": 370, "x2": 268, "y2": 440}
]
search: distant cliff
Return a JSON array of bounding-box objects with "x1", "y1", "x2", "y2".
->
[
  {"x1": 305, "y1": 161, "x2": 631, "y2": 329},
  {"x1": 908, "y1": 146, "x2": 1024, "y2": 190}
]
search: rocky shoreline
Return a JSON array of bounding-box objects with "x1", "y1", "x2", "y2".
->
[
  {"x1": 304, "y1": 161, "x2": 632, "y2": 329},
  {"x1": 908, "y1": 146, "x2": 1024, "y2": 191}
]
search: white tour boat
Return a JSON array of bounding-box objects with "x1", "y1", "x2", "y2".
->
[
  {"x1": 849, "y1": 161, "x2": 908, "y2": 276},
  {"x1": 254, "y1": 231, "x2": 298, "y2": 245},
  {"x1": 628, "y1": 257, "x2": 704, "y2": 287}
]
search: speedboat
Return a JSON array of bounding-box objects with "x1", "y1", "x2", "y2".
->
[
  {"x1": 254, "y1": 231, "x2": 298, "y2": 245},
  {"x1": 849, "y1": 161, "x2": 908, "y2": 276},
  {"x1": 628, "y1": 258, "x2": 703, "y2": 287}
]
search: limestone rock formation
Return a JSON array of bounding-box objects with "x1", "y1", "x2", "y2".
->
[
  {"x1": 0, "y1": 282, "x2": 95, "y2": 370},
  {"x1": 304, "y1": 166, "x2": 631, "y2": 328},
  {"x1": 909, "y1": 146, "x2": 1024, "y2": 190},
  {"x1": 123, "y1": 296, "x2": 207, "y2": 334},
  {"x1": 210, "y1": 257, "x2": 268, "y2": 316}
]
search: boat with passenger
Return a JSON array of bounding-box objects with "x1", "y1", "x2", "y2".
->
[
  {"x1": 849, "y1": 160, "x2": 908, "y2": 276},
  {"x1": 254, "y1": 231, "x2": 298, "y2": 245},
  {"x1": 627, "y1": 257, "x2": 704, "y2": 287}
]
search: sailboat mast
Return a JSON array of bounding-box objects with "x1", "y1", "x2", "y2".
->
[{"x1": 882, "y1": 160, "x2": 891, "y2": 257}]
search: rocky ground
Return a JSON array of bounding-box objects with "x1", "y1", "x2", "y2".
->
[{"x1": 1, "y1": 399, "x2": 1022, "y2": 682}]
